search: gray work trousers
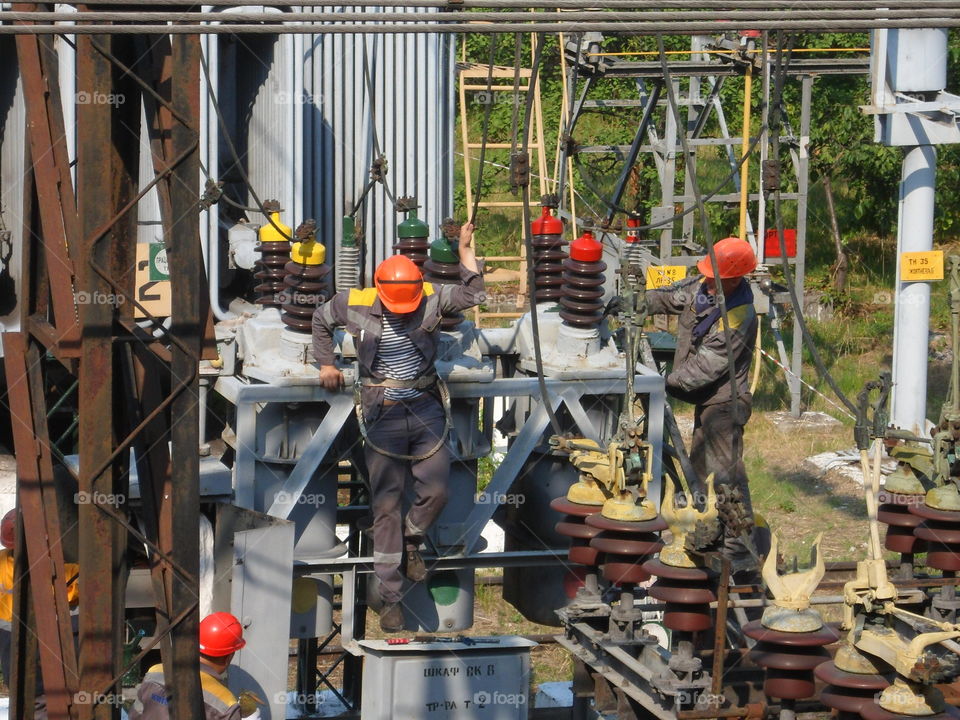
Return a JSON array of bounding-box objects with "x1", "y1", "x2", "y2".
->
[
  {"x1": 691, "y1": 397, "x2": 754, "y2": 562},
  {"x1": 364, "y1": 394, "x2": 449, "y2": 604}
]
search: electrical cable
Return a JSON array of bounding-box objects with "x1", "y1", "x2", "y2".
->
[
  {"x1": 198, "y1": 49, "x2": 293, "y2": 240},
  {"x1": 571, "y1": 125, "x2": 767, "y2": 230},
  {"x1": 767, "y1": 30, "x2": 859, "y2": 416},
  {"x1": 514, "y1": 32, "x2": 564, "y2": 438},
  {"x1": 469, "y1": 33, "x2": 501, "y2": 225},
  {"x1": 361, "y1": 44, "x2": 397, "y2": 210},
  {"x1": 658, "y1": 36, "x2": 741, "y2": 413}
]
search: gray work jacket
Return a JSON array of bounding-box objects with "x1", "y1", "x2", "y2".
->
[
  {"x1": 312, "y1": 264, "x2": 485, "y2": 419},
  {"x1": 646, "y1": 276, "x2": 757, "y2": 407}
]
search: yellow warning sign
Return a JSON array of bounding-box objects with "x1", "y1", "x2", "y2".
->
[
  {"x1": 134, "y1": 243, "x2": 172, "y2": 318},
  {"x1": 901, "y1": 251, "x2": 944, "y2": 282},
  {"x1": 646, "y1": 265, "x2": 687, "y2": 289}
]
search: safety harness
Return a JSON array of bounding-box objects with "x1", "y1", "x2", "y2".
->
[{"x1": 354, "y1": 375, "x2": 454, "y2": 461}]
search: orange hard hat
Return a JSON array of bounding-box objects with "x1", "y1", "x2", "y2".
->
[
  {"x1": 375, "y1": 255, "x2": 424, "y2": 313},
  {"x1": 697, "y1": 237, "x2": 757, "y2": 279},
  {"x1": 199, "y1": 612, "x2": 246, "y2": 657},
  {"x1": 0, "y1": 510, "x2": 14, "y2": 549}
]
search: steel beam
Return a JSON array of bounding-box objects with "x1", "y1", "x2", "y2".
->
[
  {"x1": 13, "y1": 9, "x2": 81, "y2": 351},
  {"x1": 164, "y1": 30, "x2": 205, "y2": 720},
  {"x1": 4, "y1": 334, "x2": 79, "y2": 719}
]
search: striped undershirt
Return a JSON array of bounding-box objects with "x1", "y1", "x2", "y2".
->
[{"x1": 373, "y1": 310, "x2": 425, "y2": 401}]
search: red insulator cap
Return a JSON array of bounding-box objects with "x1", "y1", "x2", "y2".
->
[
  {"x1": 626, "y1": 217, "x2": 641, "y2": 242},
  {"x1": 570, "y1": 230, "x2": 602, "y2": 262},
  {"x1": 531, "y1": 206, "x2": 563, "y2": 236}
]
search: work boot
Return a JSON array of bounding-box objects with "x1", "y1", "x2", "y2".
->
[
  {"x1": 379, "y1": 602, "x2": 404, "y2": 633},
  {"x1": 404, "y1": 548, "x2": 427, "y2": 583}
]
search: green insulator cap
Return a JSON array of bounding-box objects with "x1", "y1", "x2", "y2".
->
[
  {"x1": 397, "y1": 209, "x2": 429, "y2": 239},
  {"x1": 429, "y1": 237, "x2": 459, "y2": 263},
  {"x1": 342, "y1": 216, "x2": 357, "y2": 248}
]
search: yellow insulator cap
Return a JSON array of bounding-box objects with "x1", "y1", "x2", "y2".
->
[
  {"x1": 259, "y1": 211, "x2": 292, "y2": 244},
  {"x1": 290, "y1": 239, "x2": 326, "y2": 265}
]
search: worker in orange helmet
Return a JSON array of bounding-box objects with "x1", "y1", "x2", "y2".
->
[
  {"x1": 645, "y1": 237, "x2": 759, "y2": 567},
  {"x1": 130, "y1": 611, "x2": 259, "y2": 720},
  {"x1": 312, "y1": 222, "x2": 484, "y2": 632},
  {"x1": 0, "y1": 508, "x2": 79, "y2": 693}
]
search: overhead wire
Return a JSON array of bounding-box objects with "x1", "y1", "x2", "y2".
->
[
  {"x1": 767, "y1": 30, "x2": 859, "y2": 416},
  {"x1": 198, "y1": 49, "x2": 294, "y2": 240},
  {"x1": 657, "y1": 36, "x2": 742, "y2": 493},
  {"x1": 513, "y1": 32, "x2": 565, "y2": 438},
  {"x1": 469, "y1": 33, "x2": 501, "y2": 225}
]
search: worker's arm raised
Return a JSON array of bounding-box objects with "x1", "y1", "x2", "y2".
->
[
  {"x1": 439, "y1": 222, "x2": 486, "y2": 313},
  {"x1": 645, "y1": 276, "x2": 700, "y2": 317}
]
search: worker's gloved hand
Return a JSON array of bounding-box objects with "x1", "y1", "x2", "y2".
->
[
  {"x1": 319, "y1": 364, "x2": 345, "y2": 391},
  {"x1": 237, "y1": 690, "x2": 265, "y2": 719},
  {"x1": 603, "y1": 295, "x2": 623, "y2": 318}
]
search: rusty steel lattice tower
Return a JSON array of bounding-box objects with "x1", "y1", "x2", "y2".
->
[{"x1": 4, "y1": 26, "x2": 207, "y2": 720}]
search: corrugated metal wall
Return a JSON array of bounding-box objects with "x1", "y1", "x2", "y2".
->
[
  {"x1": 0, "y1": 14, "x2": 457, "y2": 346},
  {"x1": 0, "y1": 37, "x2": 25, "y2": 344},
  {"x1": 202, "y1": 8, "x2": 456, "y2": 292},
  {"x1": 303, "y1": 8, "x2": 456, "y2": 286}
]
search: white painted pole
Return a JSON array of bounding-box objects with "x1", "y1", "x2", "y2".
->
[{"x1": 891, "y1": 144, "x2": 936, "y2": 434}]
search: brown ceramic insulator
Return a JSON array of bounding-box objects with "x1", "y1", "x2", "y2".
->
[
  {"x1": 642, "y1": 559, "x2": 717, "y2": 632},
  {"x1": 559, "y1": 257, "x2": 607, "y2": 329},
  {"x1": 878, "y1": 492, "x2": 928, "y2": 554},
  {"x1": 551, "y1": 496, "x2": 603, "y2": 567},
  {"x1": 280, "y1": 262, "x2": 331, "y2": 333},
  {"x1": 394, "y1": 238, "x2": 429, "y2": 268},
  {"x1": 860, "y1": 703, "x2": 960, "y2": 720},
  {"x1": 532, "y1": 234, "x2": 567, "y2": 302},
  {"x1": 423, "y1": 258, "x2": 465, "y2": 329},
  {"x1": 743, "y1": 621, "x2": 839, "y2": 700},
  {"x1": 815, "y1": 661, "x2": 891, "y2": 720},
  {"x1": 585, "y1": 514, "x2": 666, "y2": 585},
  {"x1": 254, "y1": 241, "x2": 290, "y2": 306},
  {"x1": 910, "y1": 503, "x2": 960, "y2": 571}
]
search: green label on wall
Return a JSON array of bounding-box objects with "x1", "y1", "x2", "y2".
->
[{"x1": 149, "y1": 243, "x2": 169, "y2": 281}]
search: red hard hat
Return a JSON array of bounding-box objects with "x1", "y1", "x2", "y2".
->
[
  {"x1": 0, "y1": 510, "x2": 14, "y2": 549},
  {"x1": 199, "y1": 612, "x2": 246, "y2": 657},
  {"x1": 375, "y1": 255, "x2": 424, "y2": 313},
  {"x1": 697, "y1": 237, "x2": 757, "y2": 279}
]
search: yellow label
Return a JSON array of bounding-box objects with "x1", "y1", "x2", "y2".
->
[
  {"x1": 901, "y1": 251, "x2": 944, "y2": 282},
  {"x1": 134, "y1": 243, "x2": 172, "y2": 319},
  {"x1": 646, "y1": 265, "x2": 687, "y2": 289}
]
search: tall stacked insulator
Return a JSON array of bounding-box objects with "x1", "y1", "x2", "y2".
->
[
  {"x1": 336, "y1": 216, "x2": 362, "y2": 291},
  {"x1": 559, "y1": 229, "x2": 606, "y2": 329},
  {"x1": 879, "y1": 490, "x2": 928, "y2": 556},
  {"x1": 281, "y1": 220, "x2": 331, "y2": 334},
  {"x1": 586, "y1": 514, "x2": 665, "y2": 586},
  {"x1": 910, "y1": 491, "x2": 960, "y2": 622},
  {"x1": 642, "y1": 476, "x2": 718, "y2": 633},
  {"x1": 743, "y1": 621, "x2": 837, "y2": 702},
  {"x1": 423, "y1": 229, "x2": 464, "y2": 330},
  {"x1": 531, "y1": 195, "x2": 567, "y2": 303},
  {"x1": 816, "y1": 642, "x2": 892, "y2": 720},
  {"x1": 623, "y1": 216, "x2": 645, "y2": 267},
  {"x1": 254, "y1": 201, "x2": 292, "y2": 307},
  {"x1": 394, "y1": 199, "x2": 430, "y2": 268},
  {"x1": 551, "y1": 497, "x2": 603, "y2": 596}
]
